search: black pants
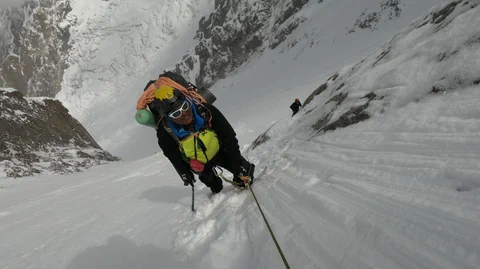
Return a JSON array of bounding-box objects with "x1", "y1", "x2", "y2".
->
[{"x1": 198, "y1": 149, "x2": 247, "y2": 193}]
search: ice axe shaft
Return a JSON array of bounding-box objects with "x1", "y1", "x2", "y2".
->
[{"x1": 191, "y1": 184, "x2": 195, "y2": 212}]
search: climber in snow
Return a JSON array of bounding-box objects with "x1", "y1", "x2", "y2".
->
[
  {"x1": 136, "y1": 71, "x2": 255, "y2": 194},
  {"x1": 290, "y1": 98, "x2": 302, "y2": 116}
]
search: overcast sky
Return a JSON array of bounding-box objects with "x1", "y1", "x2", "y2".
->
[{"x1": 0, "y1": 0, "x2": 27, "y2": 9}]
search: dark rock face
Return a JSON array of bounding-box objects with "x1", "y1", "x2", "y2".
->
[
  {"x1": 311, "y1": 92, "x2": 377, "y2": 133},
  {"x1": 0, "y1": 88, "x2": 120, "y2": 178},
  {"x1": 304, "y1": 0, "x2": 478, "y2": 135},
  {"x1": 0, "y1": 0, "x2": 71, "y2": 97},
  {"x1": 1, "y1": 0, "x2": 311, "y2": 97},
  {"x1": 430, "y1": 0, "x2": 460, "y2": 24},
  {"x1": 174, "y1": 0, "x2": 311, "y2": 89},
  {"x1": 248, "y1": 125, "x2": 274, "y2": 152},
  {"x1": 347, "y1": 0, "x2": 404, "y2": 34},
  {"x1": 249, "y1": 0, "x2": 479, "y2": 149}
]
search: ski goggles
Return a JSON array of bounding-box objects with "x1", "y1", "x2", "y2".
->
[{"x1": 169, "y1": 100, "x2": 190, "y2": 119}]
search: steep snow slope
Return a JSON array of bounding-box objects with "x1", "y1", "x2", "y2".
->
[
  {"x1": 210, "y1": 0, "x2": 446, "y2": 150},
  {"x1": 56, "y1": 0, "x2": 213, "y2": 135},
  {"x1": 1, "y1": 1, "x2": 479, "y2": 269},
  {"x1": 56, "y1": 0, "x2": 442, "y2": 160}
]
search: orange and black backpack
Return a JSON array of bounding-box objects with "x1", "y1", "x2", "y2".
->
[{"x1": 136, "y1": 71, "x2": 216, "y2": 129}]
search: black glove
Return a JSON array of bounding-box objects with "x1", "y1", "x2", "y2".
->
[
  {"x1": 181, "y1": 173, "x2": 196, "y2": 186},
  {"x1": 236, "y1": 162, "x2": 255, "y2": 183}
]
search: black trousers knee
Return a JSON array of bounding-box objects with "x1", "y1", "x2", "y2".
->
[
  {"x1": 198, "y1": 149, "x2": 249, "y2": 193},
  {"x1": 199, "y1": 165, "x2": 223, "y2": 193}
]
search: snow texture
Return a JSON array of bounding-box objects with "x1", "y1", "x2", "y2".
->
[
  {"x1": 56, "y1": 0, "x2": 444, "y2": 161},
  {"x1": 0, "y1": 88, "x2": 118, "y2": 178},
  {"x1": 0, "y1": 0, "x2": 29, "y2": 9},
  {"x1": 1, "y1": 0, "x2": 480, "y2": 269},
  {"x1": 0, "y1": 0, "x2": 71, "y2": 97}
]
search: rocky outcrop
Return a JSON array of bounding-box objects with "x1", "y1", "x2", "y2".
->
[
  {"x1": 1, "y1": 0, "x2": 311, "y2": 98},
  {"x1": 0, "y1": 88, "x2": 120, "y2": 178},
  {"x1": 174, "y1": 0, "x2": 310, "y2": 89},
  {"x1": 250, "y1": 0, "x2": 480, "y2": 148},
  {"x1": 347, "y1": 0, "x2": 404, "y2": 34},
  {"x1": 307, "y1": 0, "x2": 480, "y2": 134},
  {"x1": 0, "y1": 0, "x2": 71, "y2": 97}
]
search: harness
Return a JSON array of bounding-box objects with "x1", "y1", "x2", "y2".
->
[{"x1": 161, "y1": 102, "x2": 218, "y2": 164}]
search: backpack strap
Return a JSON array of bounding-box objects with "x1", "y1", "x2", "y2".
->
[
  {"x1": 196, "y1": 103, "x2": 213, "y2": 128},
  {"x1": 160, "y1": 103, "x2": 213, "y2": 144},
  {"x1": 161, "y1": 118, "x2": 180, "y2": 143}
]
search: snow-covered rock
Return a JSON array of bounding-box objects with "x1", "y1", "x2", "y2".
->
[
  {"x1": 0, "y1": 88, "x2": 119, "y2": 178},
  {"x1": 0, "y1": 0, "x2": 71, "y2": 97},
  {"x1": 174, "y1": 0, "x2": 418, "y2": 89},
  {"x1": 0, "y1": 0, "x2": 455, "y2": 161},
  {"x1": 251, "y1": 0, "x2": 480, "y2": 149},
  {"x1": 174, "y1": 0, "x2": 311, "y2": 88}
]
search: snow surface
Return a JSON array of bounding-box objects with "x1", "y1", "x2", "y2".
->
[
  {"x1": 0, "y1": 87, "x2": 16, "y2": 92},
  {"x1": 57, "y1": 0, "x2": 214, "y2": 160},
  {"x1": 2, "y1": 81, "x2": 480, "y2": 268},
  {"x1": 2, "y1": 0, "x2": 480, "y2": 269},
  {"x1": 56, "y1": 0, "x2": 443, "y2": 161}
]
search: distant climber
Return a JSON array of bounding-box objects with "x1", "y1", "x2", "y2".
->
[{"x1": 290, "y1": 98, "x2": 302, "y2": 116}]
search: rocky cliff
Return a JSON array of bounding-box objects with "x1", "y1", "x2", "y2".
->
[
  {"x1": 174, "y1": 0, "x2": 311, "y2": 88},
  {"x1": 0, "y1": 88, "x2": 119, "y2": 178},
  {"x1": 0, "y1": 0, "x2": 71, "y2": 97}
]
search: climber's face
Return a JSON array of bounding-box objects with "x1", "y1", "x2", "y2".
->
[{"x1": 170, "y1": 100, "x2": 193, "y2": 125}]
